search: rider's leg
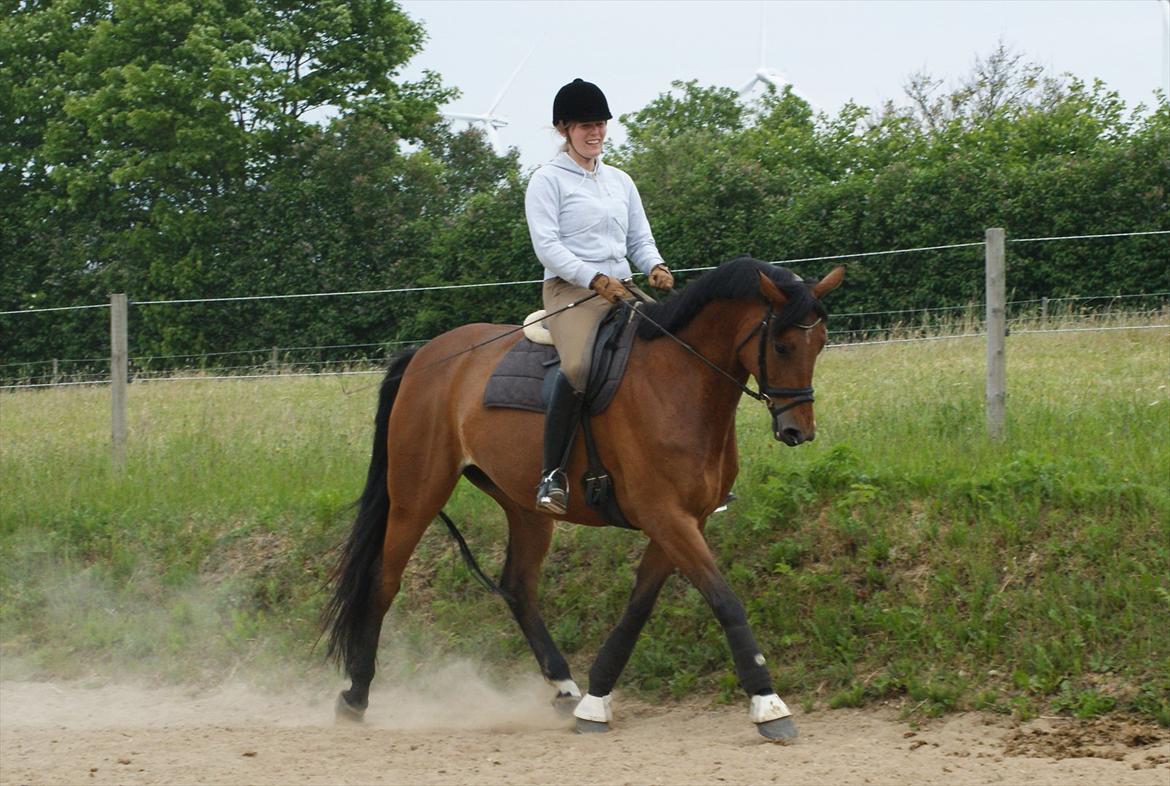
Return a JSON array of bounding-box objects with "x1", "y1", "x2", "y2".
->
[
  {"x1": 535, "y1": 370, "x2": 583, "y2": 514},
  {"x1": 536, "y1": 278, "x2": 609, "y2": 514}
]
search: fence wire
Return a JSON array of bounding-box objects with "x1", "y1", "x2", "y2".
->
[
  {"x1": 3, "y1": 319, "x2": 1164, "y2": 391},
  {"x1": 2, "y1": 227, "x2": 1167, "y2": 389},
  {"x1": 3, "y1": 227, "x2": 1166, "y2": 317}
]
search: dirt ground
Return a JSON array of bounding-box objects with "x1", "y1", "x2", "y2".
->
[{"x1": 1, "y1": 676, "x2": 1167, "y2": 786}]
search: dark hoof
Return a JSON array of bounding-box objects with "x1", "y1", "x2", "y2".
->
[
  {"x1": 575, "y1": 718, "x2": 611, "y2": 734},
  {"x1": 335, "y1": 692, "x2": 366, "y2": 724},
  {"x1": 552, "y1": 692, "x2": 579, "y2": 717},
  {"x1": 757, "y1": 716, "x2": 798, "y2": 742}
]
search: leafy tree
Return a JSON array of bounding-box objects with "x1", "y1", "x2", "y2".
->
[
  {"x1": 610, "y1": 47, "x2": 1168, "y2": 331},
  {"x1": 3, "y1": 32, "x2": 1166, "y2": 381},
  {"x1": 0, "y1": 0, "x2": 458, "y2": 369}
]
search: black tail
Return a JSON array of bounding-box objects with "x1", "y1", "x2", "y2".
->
[{"x1": 323, "y1": 349, "x2": 418, "y2": 672}]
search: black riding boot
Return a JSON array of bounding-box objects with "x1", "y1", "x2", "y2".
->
[{"x1": 536, "y1": 371, "x2": 584, "y2": 515}]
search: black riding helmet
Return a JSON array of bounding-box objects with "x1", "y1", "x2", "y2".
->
[{"x1": 552, "y1": 78, "x2": 612, "y2": 125}]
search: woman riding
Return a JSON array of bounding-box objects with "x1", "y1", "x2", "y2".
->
[{"x1": 524, "y1": 78, "x2": 674, "y2": 515}]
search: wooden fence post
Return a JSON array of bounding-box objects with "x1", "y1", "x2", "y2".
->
[
  {"x1": 985, "y1": 228, "x2": 1006, "y2": 440},
  {"x1": 111, "y1": 293, "x2": 128, "y2": 472}
]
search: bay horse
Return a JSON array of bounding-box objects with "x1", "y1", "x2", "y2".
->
[{"x1": 324, "y1": 256, "x2": 844, "y2": 739}]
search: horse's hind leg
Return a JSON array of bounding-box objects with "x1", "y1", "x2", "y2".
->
[
  {"x1": 573, "y1": 540, "x2": 674, "y2": 732},
  {"x1": 497, "y1": 506, "x2": 581, "y2": 713},
  {"x1": 336, "y1": 503, "x2": 435, "y2": 720}
]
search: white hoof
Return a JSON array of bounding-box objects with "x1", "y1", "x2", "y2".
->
[
  {"x1": 573, "y1": 693, "x2": 613, "y2": 723},
  {"x1": 749, "y1": 693, "x2": 792, "y2": 724}
]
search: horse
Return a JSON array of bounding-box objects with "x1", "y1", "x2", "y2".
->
[{"x1": 324, "y1": 256, "x2": 845, "y2": 739}]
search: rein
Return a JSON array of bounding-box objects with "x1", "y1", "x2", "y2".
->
[
  {"x1": 620, "y1": 300, "x2": 768, "y2": 405},
  {"x1": 622, "y1": 299, "x2": 823, "y2": 420}
]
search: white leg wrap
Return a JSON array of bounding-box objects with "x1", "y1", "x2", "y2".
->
[
  {"x1": 552, "y1": 679, "x2": 582, "y2": 698},
  {"x1": 573, "y1": 693, "x2": 613, "y2": 723},
  {"x1": 749, "y1": 693, "x2": 792, "y2": 723}
]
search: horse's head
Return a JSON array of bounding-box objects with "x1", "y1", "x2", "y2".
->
[{"x1": 741, "y1": 266, "x2": 845, "y2": 446}]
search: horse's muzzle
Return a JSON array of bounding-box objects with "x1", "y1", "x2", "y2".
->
[
  {"x1": 775, "y1": 426, "x2": 814, "y2": 446},
  {"x1": 770, "y1": 407, "x2": 815, "y2": 446}
]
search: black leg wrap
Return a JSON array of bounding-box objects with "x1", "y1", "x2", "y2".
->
[
  {"x1": 588, "y1": 620, "x2": 643, "y2": 698},
  {"x1": 726, "y1": 623, "x2": 773, "y2": 697},
  {"x1": 587, "y1": 587, "x2": 660, "y2": 697}
]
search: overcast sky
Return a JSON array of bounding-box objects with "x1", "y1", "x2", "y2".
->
[{"x1": 397, "y1": 0, "x2": 1168, "y2": 169}]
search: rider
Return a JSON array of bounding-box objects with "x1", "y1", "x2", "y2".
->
[{"x1": 524, "y1": 78, "x2": 674, "y2": 515}]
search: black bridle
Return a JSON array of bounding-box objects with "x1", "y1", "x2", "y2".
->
[{"x1": 745, "y1": 307, "x2": 823, "y2": 413}]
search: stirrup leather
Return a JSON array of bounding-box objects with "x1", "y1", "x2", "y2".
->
[{"x1": 536, "y1": 469, "x2": 569, "y2": 514}]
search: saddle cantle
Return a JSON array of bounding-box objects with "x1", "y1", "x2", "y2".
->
[{"x1": 482, "y1": 305, "x2": 637, "y2": 416}]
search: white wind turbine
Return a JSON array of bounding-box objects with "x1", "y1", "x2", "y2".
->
[
  {"x1": 738, "y1": 6, "x2": 794, "y2": 100},
  {"x1": 442, "y1": 45, "x2": 536, "y2": 154},
  {"x1": 1161, "y1": 0, "x2": 1169, "y2": 98}
]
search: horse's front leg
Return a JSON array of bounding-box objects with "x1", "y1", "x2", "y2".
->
[
  {"x1": 574, "y1": 539, "x2": 675, "y2": 732},
  {"x1": 642, "y1": 516, "x2": 797, "y2": 741}
]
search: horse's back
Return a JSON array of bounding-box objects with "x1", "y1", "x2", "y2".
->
[{"x1": 388, "y1": 322, "x2": 532, "y2": 453}]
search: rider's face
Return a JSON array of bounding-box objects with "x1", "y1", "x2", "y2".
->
[{"x1": 567, "y1": 120, "x2": 606, "y2": 162}]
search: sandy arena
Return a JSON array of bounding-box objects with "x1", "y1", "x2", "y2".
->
[{"x1": 2, "y1": 674, "x2": 1167, "y2": 786}]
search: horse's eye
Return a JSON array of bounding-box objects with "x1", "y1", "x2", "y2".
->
[{"x1": 773, "y1": 341, "x2": 793, "y2": 356}]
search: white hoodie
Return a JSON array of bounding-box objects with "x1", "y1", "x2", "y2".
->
[{"x1": 524, "y1": 152, "x2": 665, "y2": 289}]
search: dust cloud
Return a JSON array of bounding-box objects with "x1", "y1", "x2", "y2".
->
[{"x1": 0, "y1": 658, "x2": 565, "y2": 733}]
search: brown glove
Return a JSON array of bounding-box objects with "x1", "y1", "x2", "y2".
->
[
  {"x1": 590, "y1": 273, "x2": 627, "y2": 303},
  {"x1": 648, "y1": 264, "x2": 674, "y2": 290}
]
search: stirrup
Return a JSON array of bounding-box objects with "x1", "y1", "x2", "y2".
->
[{"x1": 536, "y1": 469, "x2": 568, "y2": 515}]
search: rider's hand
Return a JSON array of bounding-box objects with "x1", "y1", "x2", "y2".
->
[
  {"x1": 590, "y1": 273, "x2": 627, "y2": 303},
  {"x1": 648, "y1": 264, "x2": 674, "y2": 290}
]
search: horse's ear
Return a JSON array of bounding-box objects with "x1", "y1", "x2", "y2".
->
[
  {"x1": 757, "y1": 270, "x2": 789, "y2": 306},
  {"x1": 812, "y1": 265, "x2": 845, "y2": 299}
]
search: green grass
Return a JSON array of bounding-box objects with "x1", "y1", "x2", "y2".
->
[{"x1": 2, "y1": 326, "x2": 1168, "y2": 723}]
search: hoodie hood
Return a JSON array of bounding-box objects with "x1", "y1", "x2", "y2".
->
[{"x1": 549, "y1": 151, "x2": 604, "y2": 176}]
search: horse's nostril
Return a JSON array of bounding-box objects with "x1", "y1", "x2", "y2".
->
[{"x1": 781, "y1": 427, "x2": 804, "y2": 445}]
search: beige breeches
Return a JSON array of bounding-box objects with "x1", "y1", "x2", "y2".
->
[{"x1": 541, "y1": 277, "x2": 648, "y2": 392}]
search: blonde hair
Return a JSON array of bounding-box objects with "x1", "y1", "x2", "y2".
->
[{"x1": 554, "y1": 120, "x2": 572, "y2": 153}]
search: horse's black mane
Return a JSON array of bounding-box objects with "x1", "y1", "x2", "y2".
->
[{"x1": 637, "y1": 256, "x2": 826, "y2": 340}]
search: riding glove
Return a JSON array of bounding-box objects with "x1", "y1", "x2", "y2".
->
[
  {"x1": 648, "y1": 264, "x2": 674, "y2": 290},
  {"x1": 590, "y1": 273, "x2": 627, "y2": 303}
]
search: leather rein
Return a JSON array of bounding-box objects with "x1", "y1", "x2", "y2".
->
[{"x1": 620, "y1": 297, "x2": 824, "y2": 424}]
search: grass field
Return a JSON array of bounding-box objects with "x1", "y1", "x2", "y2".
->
[{"x1": 2, "y1": 325, "x2": 1167, "y2": 723}]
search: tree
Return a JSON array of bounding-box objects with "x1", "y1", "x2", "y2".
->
[{"x1": 0, "y1": 0, "x2": 459, "y2": 368}]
